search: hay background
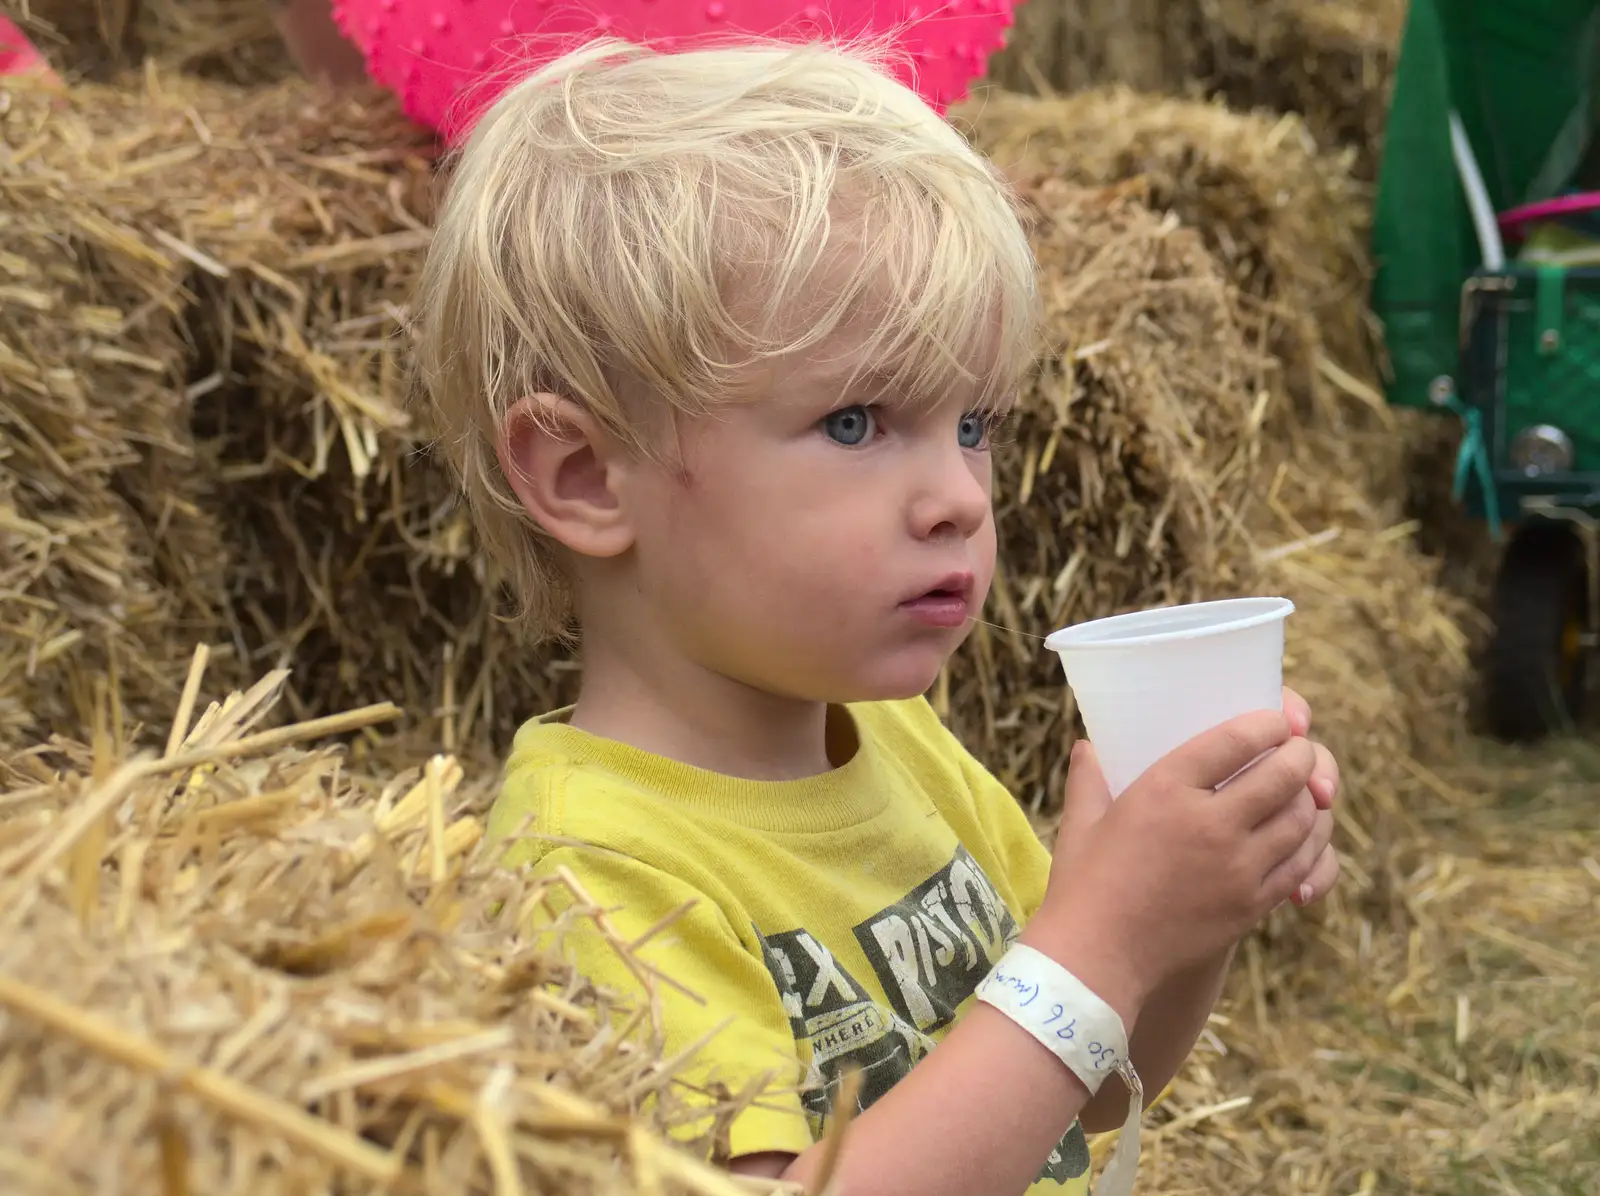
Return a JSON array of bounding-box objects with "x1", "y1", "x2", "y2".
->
[
  {"x1": 3, "y1": 0, "x2": 290, "y2": 84},
  {"x1": 986, "y1": 0, "x2": 1409, "y2": 179},
  {"x1": 0, "y1": 661, "x2": 764, "y2": 1195},
  {"x1": 0, "y1": 74, "x2": 567, "y2": 760},
  {"x1": 1, "y1": 5, "x2": 1597, "y2": 1194}
]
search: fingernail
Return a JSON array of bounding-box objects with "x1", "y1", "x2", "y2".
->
[{"x1": 1296, "y1": 883, "x2": 1313, "y2": 906}]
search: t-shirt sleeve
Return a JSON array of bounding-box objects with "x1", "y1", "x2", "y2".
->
[{"x1": 525, "y1": 842, "x2": 816, "y2": 1161}]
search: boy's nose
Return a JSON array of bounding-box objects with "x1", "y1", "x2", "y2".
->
[{"x1": 909, "y1": 452, "x2": 990, "y2": 541}]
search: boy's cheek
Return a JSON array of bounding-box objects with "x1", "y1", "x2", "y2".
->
[{"x1": 971, "y1": 524, "x2": 999, "y2": 591}]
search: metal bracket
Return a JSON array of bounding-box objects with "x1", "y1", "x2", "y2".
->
[{"x1": 1459, "y1": 274, "x2": 1516, "y2": 355}]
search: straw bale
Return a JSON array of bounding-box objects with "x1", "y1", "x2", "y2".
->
[
  {"x1": 984, "y1": 0, "x2": 1407, "y2": 179},
  {"x1": 958, "y1": 87, "x2": 1382, "y2": 433},
  {"x1": 0, "y1": 72, "x2": 571, "y2": 755},
  {"x1": 0, "y1": 80, "x2": 230, "y2": 750},
  {"x1": 1188, "y1": 0, "x2": 1407, "y2": 180},
  {"x1": 1246, "y1": 457, "x2": 1473, "y2": 772},
  {"x1": 4, "y1": 0, "x2": 289, "y2": 84},
  {"x1": 0, "y1": 663, "x2": 770, "y2": 1195},
  {"x1": 985, "y1": 0, "x2": 1185, "y2": 97}
]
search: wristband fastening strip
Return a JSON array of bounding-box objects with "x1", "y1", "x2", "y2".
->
[{"x1": 976, "y1": 942, "x2": 1144, "y2": 1196}]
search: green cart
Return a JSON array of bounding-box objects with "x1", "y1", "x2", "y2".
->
[{"x1": 1373, "y1": 0, "x2": 1600, "y2": 738}]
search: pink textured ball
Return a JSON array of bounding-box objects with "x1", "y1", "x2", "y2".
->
[
  {"x1": 0, "y1": 16, "x2": 59, "y2": 84},
  {"x1": 330, "y1": 0, "x2": 1015, "y2": 141}
]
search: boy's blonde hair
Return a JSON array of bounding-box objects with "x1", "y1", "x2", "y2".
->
[{"x1": 413, "y1": 37, "x2": 1040, "y2": 642}]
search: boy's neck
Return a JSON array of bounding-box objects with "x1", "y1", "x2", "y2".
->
[{"x1": 568, "y1": 636, "x2": 853, "y2": 781}]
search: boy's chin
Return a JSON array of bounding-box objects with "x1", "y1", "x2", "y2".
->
[
  {"x1": 827, "y1": 653, "x2": 958, "y2": 705},
  {"x1": 756, "y1": 638, "x2": 966, "y2": 705}
]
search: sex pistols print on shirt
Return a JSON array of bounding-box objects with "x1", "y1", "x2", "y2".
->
[{"x1": 757, "y1": 846, "x2": 1091, "y2": 1184}]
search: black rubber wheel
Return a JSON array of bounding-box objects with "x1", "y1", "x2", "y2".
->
[{"x1": 1485, "y1": 520, "x2": 1590, "y2": 741}]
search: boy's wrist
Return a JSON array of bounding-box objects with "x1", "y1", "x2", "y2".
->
[{"x1": 1017, "y1": 910, "x2": 1149, "y2": 1029}]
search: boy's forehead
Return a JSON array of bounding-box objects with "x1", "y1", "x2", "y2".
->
[
  {"x1": 720, "y1": 242, "x2": 891, "y2": 368},
  {"x1": 723, "y1": 220, "x2": 877, "y2": 320},
  {"x1": 763, "y1": 311, "x2": 1002, "y2": 411},
  {"x1": 739, "y1": 318, "x2": 876, "y2": 401}
]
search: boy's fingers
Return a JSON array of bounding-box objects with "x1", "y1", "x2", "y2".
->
[
  {"x1": 1309, "y1": 741, "x2": 1339, "y2": 810},
  {"x1": 1059, "y1": 741, "x2": 1114, "y2": 842},
  {"x1": 1166, "y1": 709, "x2": 1295, "y2": 791},
  {"x1": 1230, "y1": 736, "x2": 1319, "y2": 832},
  {"x1": 1261, "y1": 800, "x2": 1332, "y2": 898},
  {"x1": 1292, "y1": 844, "x2": 1341, "y2": 906},
  {"x1": 1282, "y1": 687, "x2": 1311, "y2": 737}
]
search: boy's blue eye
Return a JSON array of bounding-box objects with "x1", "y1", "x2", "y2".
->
[
  {"x1": 958, "y1": 413, "x2": 988, "y2": 449},
  {"x1": 822, "y1": 405, "x2": 876, "y2": 446}
]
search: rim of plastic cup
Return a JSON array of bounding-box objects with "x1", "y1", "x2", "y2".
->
[{"x1": 1042, "y1": 597, "x2": 1295, "y2": 653}]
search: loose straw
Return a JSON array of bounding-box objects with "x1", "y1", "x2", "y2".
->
[
  {"x1": 0, "y1": 973, "x2": 403, "y2": 1185},
  {"x1": 807, "y1": 1066, "x2": 864, "y2": 1196}
]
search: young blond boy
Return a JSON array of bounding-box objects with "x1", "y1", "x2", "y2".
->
[{"x1": 414, "y1": 39, "x2": 1341, "y2": 1196}]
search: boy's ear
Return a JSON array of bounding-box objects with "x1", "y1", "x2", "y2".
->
[{"x1": 496, "y1": 395, "x2": 635, "y2": 559}]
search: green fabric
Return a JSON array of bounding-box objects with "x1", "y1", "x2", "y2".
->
[
  {"x1": 1371, "y1": 0, "x2": 1600, "y2": 410},
  {"x1": 1372, "y1": 0, "x2": 1465, "y2": 411},
  {"x1": 1449, "y1": 1, "x2": 1600, "y2": 212}
]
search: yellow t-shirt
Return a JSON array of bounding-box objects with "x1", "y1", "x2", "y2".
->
[{"x1": 488, "y1": 696, "x2": 1091, "y2": 1194}]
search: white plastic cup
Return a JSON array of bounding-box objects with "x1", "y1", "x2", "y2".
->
[{"x1": 1043, "y1": 597, "x2": 1295, "y2": 798}]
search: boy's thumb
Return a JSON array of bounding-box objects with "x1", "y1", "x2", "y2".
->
[{"x1": 1060, "y1": 740, "x2": 1114, "y2": 835}]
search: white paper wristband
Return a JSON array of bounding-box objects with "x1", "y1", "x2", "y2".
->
[
  {"x1": 976, "y1": 942, "x2": 1129, "y2": 1091},
  {"x1": 976, "y1": 943, "x2": 1145, "y2": 1196}
]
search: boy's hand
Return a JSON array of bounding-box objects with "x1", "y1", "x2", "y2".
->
[
  {"x1": 1026, "y1": 698, "x2": 1337, "y2": 1019},
  {"x1": 1280, "y1": 687, "x2": 1341, "y2": 906}
]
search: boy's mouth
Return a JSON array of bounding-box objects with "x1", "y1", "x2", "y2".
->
[{"x1": 900, "y1": 573, "x2": 974, "y2": 628}]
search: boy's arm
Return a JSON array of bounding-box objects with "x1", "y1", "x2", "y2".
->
[
  {"x1": 1076, "y1": 944, "x2": 1235, "y2": 1134},
  {"x1": 944, "y1": 739, "x2": 1222, "y2": 1136},
  {"x1": 736, "y1": 920, "x2": 1147, "y2": 1196}
]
